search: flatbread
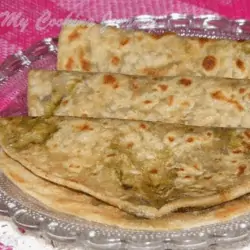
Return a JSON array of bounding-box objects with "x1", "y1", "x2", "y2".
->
[
  {"x1": 1, "y1": 151, "x2": 250, "y2": 231},
  {"x1": 1, "y1": 117, "x2": 250, "y2": 219},
  {"x1": 57, "y1": 23, "x2": 250, "y2": 78},
  {"x1": 29, "y1": 70, "x2": 250, "y2": 128}
]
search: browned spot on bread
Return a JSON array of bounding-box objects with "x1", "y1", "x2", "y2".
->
[
  {"x1": 236, "y1": 59, "x2": 245, "y2": 71},
  {"x1": 111, "y1": 56, "x2": 120, "y2": 65},
  {"x1": 122, "y1": 184, "x2": 133, "y2": 190},
  {"x1": 107, "y1": 153, "x2": 116, "y2": 157},
  {"x1": 9, "y1": 172, "x2": 25, "y2": 183},
  {"x1": 167, "y1": 95, "x2": 174, "y2": 106},
  {"x1": 232, "y1": 160, "x2": 237, "y2": 163},
  {"x1": 69, "y1": 164, "x2": 80, "y2": 169},
  {"x1": 193, "y1": 164, "x2": 199, "y2": 170},
  {"x1": 144, "y1": 100, "x2": 152, "y2": 104},
  {"x1": 150, "y1": 32, "x2": 175, "y2": 39},
  {"x1": 244, "y1": 131, "x2": 250, "y2": 139},
  {"x1": 132, "y1": 82, "x2": 139, "y2": 89},
  {"x1": 237, "y1": 165, "x2": 247, "y2": 176},
  {"x1": 215, "y1": 204, "x2": 245, "y2": 219},
  {"x1": 103, "y1": 75, "x2": 119, "y2": 89},
  {"x1": 179, "y1": 168, "x2": 185, "y2": 171},
  {"x1": 181, "y1": 101, "x2": 190, "y2": 107},
  {"x1": 68, "y1": 26, "x2": 87, "y2": 42},
  {"x1": 204, "y1": 176, "x2": 212, "y2": 180},
  {"x1": 68, "y1": 30, "x2": 80, "y2": 41},
  {"x1": 143, "y1": 68, "x2": 161, "y2": 77},
  {"x1": 65, "y1": 57, "x2": 74, "y2": 70},
  {"x1": 202, "y1": 56, "x2": 217, "y2": 71},
  {"x1": 239, "y1": 88, "x2": 246, "y2": 94},
  {"x1": 127, "y1": 142, "x2": 134, "y2": 148},
  {"x1": 62, "y1": 100, "x2": 69, "y2": 105},
  {"x1": 198, "y1": 38, "x2": 210, "y2": 47},
  {"x1": 179, "y1": 78, "x2": 192, "y2": 87},
  {"x1": 76, "y1": 124, "x2": 93, "y2": 131},
  {"x1": 168, "y1": 136, "x2": 175, "y2": 142},
  {"x1": 232, "y1": 149, "x2": 242, "y2": 154},
  {"x1": 186, "y1": 137, "x2": 194, "y2": 143},
  {"x1": 207, "y1": 132, "x2": 212, "y2": 137},
  {"x1": 80, "y1": 58, "x2": 91, "y2": 71},
  {"x1": 150, "y1": 168, "x2": 158, "y2": 174},
  {"x1": 184, "y1": 176, "x2": 191, "y2": 179},
  {"x1": 140, "y1": 123, "x2": 147, "y2": 129},
  {"x1": 120, "y1": 37, "x2": 130, "y2": 46},
  {"x1": 211, "y1": 90, "x2": 244, "y2": 111},
  {"x1": 158, "y1": 84, "x2": 168, "y2": 91}
]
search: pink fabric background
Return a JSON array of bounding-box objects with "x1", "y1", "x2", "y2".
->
[{"x1": 0, "y1": 0, "x2": 250, "y2": 64}]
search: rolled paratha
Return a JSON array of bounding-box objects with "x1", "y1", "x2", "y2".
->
[
  {"x1": 57, "y1": 23, "x2": 250, "y2": 78},
  {"x1": 1, "y1": 117, "x2": 250, "y2": 218},
  {"x1": 29, "y1": 70, "x2": 250, "y2": 128},
  {"x1": 2, "y1": 151, "x2": 250, "y2": 231}
]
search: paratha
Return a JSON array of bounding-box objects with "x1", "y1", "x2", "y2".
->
[
  {"x1": 29, "y1": 70, "x2": 250, "y2": 128},
  {"x1": 57, "y1": 22, "x2": 250, "y2": 78},
  {"x1": 1, "y1": 117, "x2": 250, "y2": 219},
  {"x1": 2, "y1": 151, "x2": 250, "y2": 231}
]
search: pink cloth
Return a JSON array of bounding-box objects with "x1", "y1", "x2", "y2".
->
[{"x1": 0, "y1": 0, "x2": 250, "y2": 64}]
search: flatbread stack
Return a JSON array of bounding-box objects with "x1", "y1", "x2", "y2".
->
[{"x1": 1, "y1": 22, "x2": 250, "y2": 231}]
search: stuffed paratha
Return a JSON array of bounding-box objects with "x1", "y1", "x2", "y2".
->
[
  {"x1": 29, "y1": 70, "x2": 250, "y2": 128},
  {"x1": 57, "y1": 23, "x2": 250, "y2": 78},
  {"x1": 2, "y1": 151, "x2": 250, "y2": 231},
  {"x1": 1, "y1": 117, "x2": 250, "y2": 218}
]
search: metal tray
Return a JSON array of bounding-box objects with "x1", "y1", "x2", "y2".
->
[{"x1": 1, "y1": 14, "x2": 250, "y2": 250}]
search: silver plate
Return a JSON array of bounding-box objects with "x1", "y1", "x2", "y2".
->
[{"x1": 1, "y1": 14, "x2": 250, "y2": 249}]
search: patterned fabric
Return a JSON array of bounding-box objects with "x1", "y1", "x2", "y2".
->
[{"x1": 0, "y1": 0, "x2": 250, "y2": 63}]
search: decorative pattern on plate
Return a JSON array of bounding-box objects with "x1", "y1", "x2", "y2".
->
[{"x1": 1, "y1": 14, "x2": 250, "y2": 249}]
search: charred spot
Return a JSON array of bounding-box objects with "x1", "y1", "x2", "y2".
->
[
  {"x1": 232, "y1": 149, "x2": 242, "y2": 154},
  {"x1": 127, "y1": 142, "x2": 134, "y2": 148},
  {"x1": 65, "y1": 57, "x2": 74, "y2": 70},
  {"x1": 122, "y1": 184, "x2": 133, "y2": 190},
  {"x1": 76, "y1": 124, "x2": 93, "y2": 131},
  {"x1": 232, "y1": 160, "x2": 237, "y2": 163},
  {"x1": 237, "y1": 165, "x2": 247, "y2": 176},
  {"x1": 158, "y1": 84, "x2": 168, "y2": 91},
  {"x1": 184, "y1": 176, "x2": 191, "y2": 179},
  {"x1": 198, "y1": 38, "x2": 210, "y2": 47},
  {"x1": 107, "y1": 153, "x2": 116, "y2": 157},
  {"x1": 244, "y1": 131, "x2": 250, "y2": 139},
  {"x1": 179, "y1": 78, "x2": 192, "y2": 87},
  {"x1": 120, "y1": 37, "x2": 130, "y2": 46},
  {"x1": 150, "y1": 168, "x2": 158, "y2": 174},
  {"x1": 144, "y1": 100, "x2": 152, "y2": 104},
  {"x1": 143, "y1": 68, "x2": 160, "y2": 77},
  {"x1": 193, "y1": 164, "x2": 199, "y2": 170},
  {"x1": 179, "y1": 168, "x2": 185, "y2": 171},
  {"x1": 167, "y1": 95, "x2": 174, "y2": 106},
  {"x1": 202, "y1": 55, "x2": 217, "y2": 71},
  {"x1": 69, "y1": 164, "x2": 80, "y2": 169},
  {"x1": 207, "y1": 132, "x2": 212, "y2": 137},
  {"x1": 80, "y1": 58, "x2": 91, "y2": 71},
  {"x1": 140, "y1": 123, "x2": 147, "y2": 129},
  {"x1": 62, "y1": 100, "x2": 69, "y2": 105},
  {"x1": 186, "y1": 137, "x2": 194, "y2": 143},
  {"x1": 204, "y1": 176, "x2": 212, "y2": 180},
  {"x1": 150, "y1": 32, "x2": 174, "y2": 39},
  {"x1": 236, "y1": 59, "x2": 245, "y2": 71},
  {"x1": 168, "y1": 136, "x2": 175, "y2": 142},
  {"x1": 103, "y1": 75, "x2": 119, "y2": 89},
  {"x1": 239, "y1": 88, "x2": 246, "y2": 94},
  {"x1": 211, "y1": 90, "x2": 244, "y2": 111},
  {"x1": 111, "y1": 56, "x2": 120, "y2": 65}
]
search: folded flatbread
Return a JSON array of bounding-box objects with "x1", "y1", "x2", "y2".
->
[
  {"x1": 57, "y1": 22, "x2": 250, "y2": 78},
  {"x1": 29, "y1": 70, "x2": 250, "y2": 128},
  {"x1": 1, "y1": 117, "x2": 250, "y2": 219},
  {"x1": 2, "y1": 151, "x2": 250, "y2": 231}
]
